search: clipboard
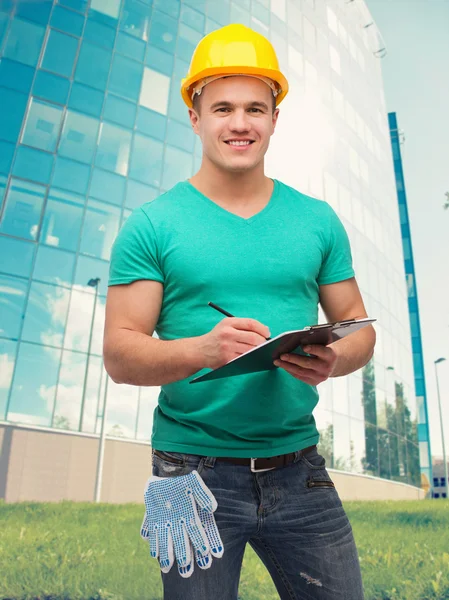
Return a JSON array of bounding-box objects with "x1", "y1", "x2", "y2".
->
[{"x1": 189, "y1": 317, "x2": 376, "y2": 384}]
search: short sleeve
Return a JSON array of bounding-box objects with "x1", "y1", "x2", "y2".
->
[
  {"x1": 108, "y1": 207, "x2": 164, "y2": 286},
  {"x1": 317, "y1": 203, "x2": 355, "y2": 285}
]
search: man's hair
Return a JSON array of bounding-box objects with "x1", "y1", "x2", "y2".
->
[{"x1": 192, "y1": 92, "x2": 277, "y2": 115}]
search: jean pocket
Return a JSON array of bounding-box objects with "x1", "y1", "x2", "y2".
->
[
  {"x1": 152, "y1": 450, "x2": 205, "y2": 477},
  {"x1": 301, "y1": 447, "x2": 326, "y2": 470},
  {"x1": 152, "y1": 449, "x2": 185, "y2": 465}
]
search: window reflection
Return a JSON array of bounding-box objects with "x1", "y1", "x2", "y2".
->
[
  {"x1": 105, "y1": 378, "x2": 139, "y2": 438},
  {"x1": 22, "y1": 281, "x2": 70, "y2": 347},
  {"x1": 3, "y1": 18, "x2": 45, "y2": 67},
  {"x1": 0, "y1": 237, "x2": 35, "y2": 278},
  {"x1": 41, "y1": 187, "x2": 85, "y2": 251},
  {"x1": 95, "y1": 122, "x2": 131, "y2": 176},
  {"x1": 0, "y1": 179, "x2": 46, "y2": 241},
  {"x1": 0, "y1": 275, "x2": 28, "y2": 340},
  {"x1": 41, "y1": 29, "x2": 79, "y2": 78},
  {"x1": 136, "y1": 385, "x2": 160, "y2": 441},
  {"x1": 0, "y1": 338, "x2": 16, "y2": 418},
  {"x1": 140, "y1": 67, "x2": 170, "y2": 115},
  {"x1": 59, "y1": 110, "x2": 99, "y2": 164},
  {"x1": 162, "y1": 145, "x2": 193, "y2": 190},
  {"x1": 33, "y1": 245, "x2": 75, "y2": 287},
  {"x1": 64, "y1": 288, "x2": 96, "y2": 352},
  {"x1": 121, "y1": 0, "x2": 151, "y2": 40},
  {"x1": 79, "y1": 198, "x2": 120, "y2": 260},
  {"x1": 129, "y1": 133, "x2": 163, "y2": 187},
  {"x1": 21, "y1": 98, "x2": 64, "y2": 152}
]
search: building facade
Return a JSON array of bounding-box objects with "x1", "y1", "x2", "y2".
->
[{"x1": 0, "y1": 0, "x2": 424, "y2": 501}]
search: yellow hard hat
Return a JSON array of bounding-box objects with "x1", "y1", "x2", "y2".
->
[{"x1": 181, "y1": 23, "x2": 289, "y2": 108}]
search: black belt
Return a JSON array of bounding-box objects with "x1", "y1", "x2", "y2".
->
[{"x1": 216, "y1": 444, "x2": 317, "y2": 473}]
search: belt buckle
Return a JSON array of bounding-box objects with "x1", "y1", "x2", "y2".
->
[{"x1": 250, "y1": 458, "x2": 276, "y2": 473}]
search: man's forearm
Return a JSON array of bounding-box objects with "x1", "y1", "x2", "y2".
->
[
  {"x1": 329, "y1": 325, "x2": 376, "y2": 377},
  {"x1": 104, "y1": 330, "x2": 206, "y2": 386}
]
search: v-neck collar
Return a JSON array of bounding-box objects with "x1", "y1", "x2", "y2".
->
[{"x1": 183, "y1": 179, "x2": 280, "y2": 226}]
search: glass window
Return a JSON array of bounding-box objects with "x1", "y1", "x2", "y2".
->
[
  {"x1": 0, "y1": 58, "x2": 35, "y2": 94},
  {"x1": 252, "y1": 0, "x2": 269, "y2": 26},
  {"x1": 104, "y1": 378, "x2": 139, "y2": 439},
  {"x1": 3, "y1": 18, "x2": 45, "y2": 67},
  {"x1": 59, "y1": 110, "x2": 100, "y2": 164},
  {"x1": 41, "y1": 29, "x2": 79, "y2": 78},
  {"x1": 136, "y1": 107, "x2": 166, "y2": 141},
  {"x1": 0, "y1": 275, "x2": 28, "y2": 339},
  {"x1": 327, "y1": 6, "x2": 338, "y2": 35},
  {"x1": 90, "y1": 167, "x2": 126, "y2": 205},
  {"x1": 79, "y1": 198, "x2": 120, "y2": 260},
  {"x1": 207, "y1": 0, "x2": 229, "y2": 25},
  {"x1": 16, "y1": 0, "x2": 52, "y2": 24},
  {"x1": 41, "y1": 187, "x2": 85, "y2": 251},
  {"x1": 168, "y1": 79, "x2": 190, "y2": 125},
  {"x1": 271, "y1": 0, "x2": 286, "y2": 21},
  {"x1": 75, "y1": 40, "x2": 112, "y2": 91},
  {"x1": 13, "y1": 146, "x2": 54, "y2": 186},
  {"x1": 149, "y1": 10, "x2": 177, "y2": 54},
  {"x1": 63, "y1": 288, "x2": 96, "y2": 352},
  {"x1": 21, "y1": 98, "x2": 64, "y2": 152},
  {"x1": 139, "y1": 67, "x2": 170, "y2": 115},
  {"x1": 50, "y1": 4, "x2": 85, "y2": 37},
  {"x1": 330, "y1": 45, "x2": 341, "y2": 74},
  {"x1": 0, "y1": 86, "x2": 28, "y2": 143},
  {"x1": 109, "y1": 54, "x2": 143, "y2": 102},
  {"x1": 177, "y1": 22, "x2": 202, "y2": 57},
  {"x1": 22, "y1": 280, "x2": 71, "y2": 346},
  {"x1": 0, "y1": 140, "x2": 14, "y2": 175},
  {"x1": 122, "y1": 208, "x2": 132, "y2": 224},
  {"x1": 162, "y1": 145, "x2": 193, "y2": 190},
  {"x1": 180, "y1": 4, "x2": 204, "y2": 33},
  {"x1": 125, "y1": 179, "x2": 158, "y2": 210},
  {"x1": 51, "y1": 349, "x2": 87, "y2": 431},
  {"x1": 95, "y1": 122, "x2": 131, "y2": 176},
  {"x1": 58, "y1": 0, "x2": 88, "y2": 12},
  {"x1": 0, "y1": 179, "x2": 46, "y2": 240},
  {"x1": 0, "y1": 338, "x2": 17, "y2": 418},
  {"x1": 154, "y1": 0, "x2": 180, "y2": 19},
  {"x1": 120, "y1": 0, "x2": 151, "y2": 41},
  {"x1": 115, "y1": 31, "x2": 146, "y2": 61},
  {"x1": 52, "y1": 156, "x2": 91, "y2": 195},
  {"x1": 230, "y1": 2, "x2": 250, "y2": 26},
  {"x1": 129, "y1": 134, "x2": 163, "y2": 187},
  {"x1": 136, "y1": 386, "x2": 159, "y2": 441},
  {"x1": 33, "y1": 70, "x2": 70, "y2": 105},
  {"x1": 0, "y1": 13, "x2": 9, "y2": 50},
  {"x1": 7, "y1": 341, "x2": 61, "y2": 427},
  {"x1": 90, "y1": 0, "x2": 120, "y2": 19},
  {"x1": 84, "y1": 17, "x2": 116, "y2": 49},
  {"x1": 303, "y1": 16, "x2": 316, "y2": 48},
  {"x1": 0, "y1": 174, "x2": 6, "y2": 207},
  {"x1": 103, "y1": 94, "x2": 136, "y2": 129},
  {"x1": 0, "y1": 237, "x2": 35, "y2": 278},
  {"x1": 166, "y1": 119, "x2": 195, "y2": 153},
  {"x1": 145, "y1": 44, "x2": 174, "y2": 77},
  {"x1": 184, "y1": 0, "x2": 206, "y2": 11},
  {"x1": 73, "y1": 254, "x2": 109, "y2": 298},
  {"x1": 288, "y1": 45, "x2": 303, "y2": 77},
  {"x1": 33, "y1": 245, "x2": 75, "y2": 287},
  {"x1": 68, "y1": 82, "x2": 104, "y2": 118}
]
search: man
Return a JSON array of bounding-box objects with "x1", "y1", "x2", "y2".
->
[{"x1": 104, "y1": 23, "x2": 375, "y2": 599}]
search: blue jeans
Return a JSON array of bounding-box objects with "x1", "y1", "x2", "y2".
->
[{"x1": 151, "y1": 446, "x2": 364, "y2": 600}]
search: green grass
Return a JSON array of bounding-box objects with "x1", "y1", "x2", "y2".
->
[{"x1": 0, "y1": 500, "x2": 448, "y2": 600}]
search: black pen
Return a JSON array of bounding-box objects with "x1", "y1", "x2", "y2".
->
[{"x1": 208, "y1": 302, "x2": 271, "y2": 340}]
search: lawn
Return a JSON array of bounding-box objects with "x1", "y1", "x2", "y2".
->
[{"x1": 0, "y1": 500, "x2": 447, "y2": 600}]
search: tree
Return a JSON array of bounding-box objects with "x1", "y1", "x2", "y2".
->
[
  {"x1": 53, "y1": 414, "x2": 71, "y2": 430},
  {"x1": 361, "y1": 359, "x2": 378, "y2": 476},
  {"x1": 444, "y1": 191, "x2": 449, "y2": 210}
]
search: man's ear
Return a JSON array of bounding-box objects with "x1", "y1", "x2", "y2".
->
[
  {"x1": 271, "y1": 108, "x2": 280, "y2": 134},
  {"x1": 189, "y1": 108, "x2": 200, "y2": 135}
]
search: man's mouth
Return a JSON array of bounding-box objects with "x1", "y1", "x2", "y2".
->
[{"x1": 224, "y1": 140, "x2": 255, "y2": 147}]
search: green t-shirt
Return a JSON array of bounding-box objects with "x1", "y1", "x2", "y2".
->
[{"x1": 108, "y1": 179, "x2": 355, "y2": 457}]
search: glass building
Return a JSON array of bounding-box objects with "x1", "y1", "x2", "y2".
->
[{"x1": 0, "y1": 0, "x2": 424, "y2": 491}]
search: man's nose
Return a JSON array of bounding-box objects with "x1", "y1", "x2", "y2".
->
[{"x1": 228, "y1": 109, "x2": 251, "y2": 132}]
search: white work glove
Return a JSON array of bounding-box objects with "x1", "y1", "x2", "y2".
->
[{"x1": 140, "y1": 470, "x2": 224, "y2": 578}]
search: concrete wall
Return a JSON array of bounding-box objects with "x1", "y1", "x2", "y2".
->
[{"x1": 0, "y1": 423, "x2": 424, "y2": 503}]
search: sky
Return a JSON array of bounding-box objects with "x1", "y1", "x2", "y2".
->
[{"x1": 366, "y1": 0, "x2": 449, "y2": 459}]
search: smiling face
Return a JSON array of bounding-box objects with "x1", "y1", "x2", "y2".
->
[{"x1": 189, "y1": 76, "x2": 279, "y2": 175}]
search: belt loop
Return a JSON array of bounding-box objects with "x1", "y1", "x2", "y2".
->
[
  {"x1": 293, "y1": 450, "x2": 302, "y2": 463},
  {"x1": 203, "y1": 456, "x2": 217, "y2": 469}
]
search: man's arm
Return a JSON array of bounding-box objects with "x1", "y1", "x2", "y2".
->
[{"x1": 319, "y1": 277, "x2": 376, "y2": 377}]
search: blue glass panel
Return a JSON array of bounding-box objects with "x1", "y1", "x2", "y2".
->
[
  {"x1": 115, "y1": 31, "x2": 146, "y2": 61},
  {"x1": 122, "y1": 208, "x2": 132, "y2": 224},
  {"x1": 177, "y1": 23, "x2": 202, "y2": 57},
  {"x1": 33, "y1": 70, "x2": 70, "y2": 105},
  {"x1": 0, "y1": 140, "x2": 14, "y2": 174},
  {"x1": 206, "y1": 0, "x2": 229, "y2": 25},
  {"x1": 0, "y1": 179, "x2": 46, "y2": 240},
  {"x1": 7, "y1": 341, "x2": 60, "y2": 426},
  {"x1": 41, "y1": 29, "x2": 79, "y2": 78},
  {"x1": 205, "y1": 17, "x2": 221, "y2": 34},
  {"x1": 109, "y1": 54, "x2": 143, "y2": 102},
  {"x1": 129, "y1": 134, "x2": 163, "y2": 187},
  {"x1": 184, "y1": 0, "x2": 205, "y2": 11},
  {"x1": 84, "y1": 17, "x2": 116, "y2": 49},
  {"x1": 149, "y1": 10, "x2": 177, "y2": 54},
  {"x1": 0, "y1": 237, "x2": 35, "y2": 278},
  {"x1": 103, "y1": 94, "x2": 136, "y2": 129},
  {"x1": 90, "y1": 167, "x2": 126, "y2": 205},
  {"x1": 21, "y1": 98, "x2": 64, "y2": 152},
  {"x1": 13, "y1": 146, "x2": 54, "y2": 186},
  {"x1": 140, "y1": 67, "x2": 170, "y2": 115},
  {"x1": 0, "y1": 86, "x2": 28, "y2": 143},
  {"x1": 230, "y1": 2, "x2": 250, "y2": 26},
  {"x1": 41, "y1": 187, "x2": 85, "y2": 250},
  {"x1": 50, "y1": 4, "x2": 85, "y2": 37},
  {"x1": 154, "y1": 0, "x2": 180, "y2": 19},
  {"x1": 3, "y1": 18, "x2": 45, "y2": 67},
  {"x1": 135, "y1": 107, "x2": 166, "y2": 141},
  {"x1": 58, "y1": 0, "x2": 88, "y2": 13},
  {"x1": 0, "y1": 13, "x2": 10, "y2": 52},
  {"x1": 75, "y1": 40, "x2": 112, "y2": 91},
  {"x1": 95, "y1": 122, "x2": 131, "y2": 176},
  {"x1": 16, "y1": 0, "x2": 52, "y2": 25},
  {"x1": 173, "y1": 55, "x2": 189, "y2": 81},
  {"x1": 252, "y1": 0, "x2": 270, "y2": 25},
  {"x1": 120, "y1": 0, "x2": 152, "y2": 41},
  {"x1": 22, "y1": 280, "x2": 71, "y2": 345},
  {"x1": 0, "y1": 338, "x2": 16, "y2": 418},
  {"x1": 125, "y1": 179, "x2": 158, "y2": 210},
  {"x1": 162, "y1": 145, "x2": 193, "y2": 190},
  {"x1": 52, "y1": 156, "x2": 91, "y2": 195},
  {"x1": 59, "y1": 110, "x2": 99, "y2": 164},
  {"x1": 79, "y1": 198, "x2": 120, "y2": 260},
  {"x1": 0, "y1": 175, "x2": 6, "y2": 207},
  {"x1": 0, "y1": 275, "x2": 28, "y2": 340},
  {"x1": 73, "y1": 254, "x2": 109, "y2": 296},
  {"x1": 180, "y1": 4, "x2": 204, "y2": 33},
  {"x1": 89, "y1": 0, "x2": 120, "y2": 25},
  {"x1": 145, "y1": 44, "x2": 174, "y2": 77},
  {"x1": 168, "y1": 79, "x2": 189, "y2": 125},
  {"x1": 33, "y1": 245, "x2": 75, "y2": 287},
  {"x1": 0, "y1": 58, "x2": 34, "y2": 94},
  {"x1": 166, "y1": 119, "x2": 195, "y2": 153},
  {"x1": 68, "y1": 82, "x2": 104, "y2": 118}
]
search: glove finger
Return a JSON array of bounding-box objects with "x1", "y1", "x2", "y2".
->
[
  {"x1": 194, "y1": 546, "x2": 213, "y2": 570},
  {"x1": 178, "y1": 528, "x2": 195, "y2": 578},
  {"x1": 140, "y1": 513, "x2": 150, "y2": 540},
  {"x1": 199, "y1": 508, "x2": 224, "y2": 558},
  {"x1": 159, "y1": 522, "x2": 175, "y2": 573},
  {"x1": 172, "y1": 519, "x2": 192, "y2": 569},
  {"x1": 189, "y1": 471, "x2": 218, "y2": 512},
  {"x1": 184, "y1": 510, "x2": 210, "y2": 558}
]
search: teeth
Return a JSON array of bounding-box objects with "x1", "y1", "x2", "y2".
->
[{"x1": 228, "y1": 141, "x2": 251, "y2": 146}]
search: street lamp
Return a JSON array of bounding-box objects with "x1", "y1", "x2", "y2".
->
[
  {"x1": 78, "y1": 277, "x2": 101, "y2": 432},
  {"x1": 434, "y1": 357, "x2": 448, "y2": 499}
]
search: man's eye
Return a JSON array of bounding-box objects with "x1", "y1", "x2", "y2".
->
[
  {"x1": 217, "y1": 107, "x2": 230, "y2": 112},
  {"x1": 249, "y1": 108, "x2": 262, "y2": 113}
]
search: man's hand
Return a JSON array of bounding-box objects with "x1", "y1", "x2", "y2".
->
[{"x1": 273, "y1": 344, "x2": 337, "y2": 386}]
